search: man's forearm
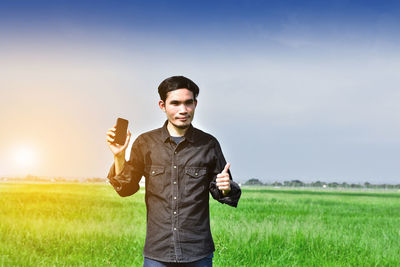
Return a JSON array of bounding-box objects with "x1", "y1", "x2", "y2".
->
[{"x1": 114, "y1": 154, "x2": 126, "y2": 175}]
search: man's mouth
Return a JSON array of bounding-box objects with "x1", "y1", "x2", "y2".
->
[{"x1": 176, "y1": 116, "x2": 189, "y2": 121}]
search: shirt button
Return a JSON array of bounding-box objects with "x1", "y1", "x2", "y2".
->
[
  {"x1": 174, "y1": 228, "x2": 177, "y2": 231},
  {"x1": 152, "y1": 171, "x2": 155, "y2": 174},
  {"x1": 174, "y1": 196, "x2": 177, "y2": 200},
  {"x1": 173, "y1": 165, "x2": 177, "y2": 169},
  {"x1": 173, "y1": 181, "x2": 177, "y2": 184},
  {"x1": 174, "y1": 211, "x2": 177, "y2": 214},
  {"x1": 195, "y1": 173, "x2": 198, "y2": 176},
  {"x1": 174, "y1": 151, "x2": 177, "y2": 154}
]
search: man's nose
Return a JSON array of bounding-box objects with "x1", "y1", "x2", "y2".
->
[{"x1": 179, "y1": 104, "x2": 188, "y2": 113}]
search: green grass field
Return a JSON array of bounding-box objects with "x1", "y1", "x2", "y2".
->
[{"x1": 1, "y1": 183, "x2": 399, "y2": 266}]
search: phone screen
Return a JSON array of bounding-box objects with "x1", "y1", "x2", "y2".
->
[{"x1": 115, "y1": 118, "x2": 129, "y2": 145}]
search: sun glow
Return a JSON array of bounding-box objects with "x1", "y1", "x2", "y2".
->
[{"x1": 12, "y1": 145, "x2": 38, "y2": 171}]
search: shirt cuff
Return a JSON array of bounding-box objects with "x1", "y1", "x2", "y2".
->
[
  {"x1": 210, "y1": 180, "x2": 241, "y2": 207},
  {"x1": 106, "y1": 161, "x2": 140, "y2": 196}
]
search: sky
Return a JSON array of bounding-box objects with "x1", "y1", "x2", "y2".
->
[{"x1": 1, "y1": 0, "x2": 400, "y2": 184}]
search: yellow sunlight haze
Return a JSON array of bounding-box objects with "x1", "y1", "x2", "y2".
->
[{"x1": 12, "y1": 145, "x2": 38, "y2": 172}]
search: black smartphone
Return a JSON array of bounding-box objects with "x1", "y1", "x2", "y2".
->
[{"x1": 114, "y1": 118, "x2": 129, "y2": 145}]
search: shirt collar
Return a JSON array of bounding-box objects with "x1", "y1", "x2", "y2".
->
[{"x1": 161, "y1": 120, "x2": 195, "y2": 144}]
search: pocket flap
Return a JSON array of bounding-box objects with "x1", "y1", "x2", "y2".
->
[
  {"x1": 146, "y1": 166, "x2": 165, "y2": 176},
  {"x1": 185, "y1": 167, "x2": 207, "y2": 178}
]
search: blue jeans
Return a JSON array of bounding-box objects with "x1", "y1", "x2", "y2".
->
[{"x1": 143, "y1": 253, "x2": 213, "y2": 267}]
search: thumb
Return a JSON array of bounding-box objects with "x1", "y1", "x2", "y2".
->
[{"x1": 222, "y1": 162, "x2": 231, "y2": 174}]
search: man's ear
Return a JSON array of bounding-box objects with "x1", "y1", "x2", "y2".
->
[
  {"x1": 194, "y1": 99, "x2": 198, "y2": 107},
  {"x1": 159, "y1": 100, "x2": 166, "y2": 112}
]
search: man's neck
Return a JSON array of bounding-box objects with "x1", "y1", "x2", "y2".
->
[{"x1": 167, "y1": 121, "x2": 189, "y2": 137}]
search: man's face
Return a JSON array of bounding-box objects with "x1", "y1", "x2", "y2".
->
[{"x1": 159, "y1": 88, "x2": 197, "y2": 129}]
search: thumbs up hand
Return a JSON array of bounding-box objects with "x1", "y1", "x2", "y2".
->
[{"x1": 216, "y1": 163, "x2": 231, "y2": 196}]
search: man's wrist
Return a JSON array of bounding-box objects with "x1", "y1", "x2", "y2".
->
[
  {"x1": 114, "y1": 154, "x2": 125, "y2": 163},
  {"x1": 221, "y1": 189, "x2": 231, "y2": 197},
  {"x1": 114, "y1": 154, "x2": 126, "y2": 175}
]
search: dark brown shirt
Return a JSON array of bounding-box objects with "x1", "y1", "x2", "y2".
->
[{"x1": 107, "y1": 121, "x2": 241, "y2": 263}]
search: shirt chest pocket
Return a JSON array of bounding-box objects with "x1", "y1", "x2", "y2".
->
[
  {"x1": 185, "y1": 167, "x2": 207, "y2": 178},
  {"x1": 184, "y1": 167, "x2": 208, "y2": 195},
  {"x1": 145, "y1": 166, "x2": 165, "y2": 194}
]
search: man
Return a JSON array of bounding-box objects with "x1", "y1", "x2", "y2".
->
[{"x1": 106, "y1": 76, "x2": 241, "y2": 267}]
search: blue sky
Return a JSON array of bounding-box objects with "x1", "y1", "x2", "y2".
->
[{"x1": 1, "y1": 0, "x2": 400, "y2": 184}]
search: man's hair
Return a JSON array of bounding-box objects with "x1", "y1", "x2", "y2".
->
[{"x1": 158, "y1": 76, "x2": 199, "y2": 102}]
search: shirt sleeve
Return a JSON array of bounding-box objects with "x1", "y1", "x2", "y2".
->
[
  {"x1": 209, "y1": 139, "x2": 241, "y2": 207},
  {"x1": 107, "y1": 136, "x2": 145, "y2": 197}
]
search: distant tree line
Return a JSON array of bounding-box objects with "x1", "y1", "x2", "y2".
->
[
  {"x1": 244, "y1": 178, "x2": 400, "y2": 189},
  {"x1": 0, "y1": 175, "x2": 107, "y2": 183}
]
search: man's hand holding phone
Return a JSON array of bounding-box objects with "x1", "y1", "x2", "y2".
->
[
  {"x1": 106, "y1": 126, "x2": 131, "y2": 156},
  {"x1": 106, "y1": 118, "x2": 131, "y2": 175}
]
